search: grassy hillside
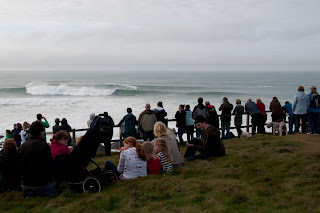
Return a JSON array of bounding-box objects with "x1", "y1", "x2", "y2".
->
[{"x1": 1, "y1": 134, "x2": 320, "y2": 213}]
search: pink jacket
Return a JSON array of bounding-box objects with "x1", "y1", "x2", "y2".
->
[{"x1": 50, "y1": 140, "x2": 70, "y2": 159}]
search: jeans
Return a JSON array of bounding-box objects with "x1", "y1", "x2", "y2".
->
[
  {"x1": 185, "y1": 125, "x2": 194, "y2": 142},
  {"x1": 235, "y1": 125, "x2": 242, "y2": 138},
  {"x1": 177, "y1": 127, "x2": 186, "y2": 145},
  {"x1": 221, "y1": 121, "x2": 230, "y2": 140},
  {"x1": 184, "y1": 138, "x2": 208, "y2": 161},
  {"x1": 308, "y1": 112, "x2": 320, "y2": 134},
  {"x1": 288, "y1": 115, "x2": 296, "y2": 134},
  {"x1": 195, "y1": 127, "x2": 204, "y2": 139},
  {"x1": 104, "y1": 161, "x2": 121, "y2": 177},
  {"x1": 295, "y1": 114, "x2": 308, "y2": 133},
  {"x1": 21, "y1": 183, "x2": 57, "y2": 197},
  {"x1": 142, "y1": 131, "x2": 155, "y2": 141}
]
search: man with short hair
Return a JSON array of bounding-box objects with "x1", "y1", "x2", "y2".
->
[
  {"x1": 193, "y1": 97, "x2": 209, "y2": 138},
  {"x1": 36, "y1": 114, "x2": 50, "y2": 142},
  {"x1": 139, "y1": 104, "x2": 157, "y2": 141},
  {"x1": 18, "y1": 121, "x2": 57, "y2": 198},
  {"x1": 308, "y1": 85, "x2": 320, "y2": 134},
  {"x1": 245, "y1": 99, "x2": 262, "y2": 135},
  {"x1": 184, "y1": 115, "x2": 225, "y2": 162}
]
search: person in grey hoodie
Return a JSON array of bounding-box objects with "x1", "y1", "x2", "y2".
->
[
  {"x1": 192, "y1": 97, "x2": 209, "y2": 138},
  {"x1": 87, "y1": 113, "x2": 95, "y2": 127},
  {"x1": 292, "y1": 86, "x2": 309, "y2": 134}
]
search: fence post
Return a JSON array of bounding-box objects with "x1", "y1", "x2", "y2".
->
[
  {"x1": 72, "y1": 129, "x2": 76, "y2": 146},
  {"x1": 246, "y1": 113, "x2": 250, "y2": 132}
]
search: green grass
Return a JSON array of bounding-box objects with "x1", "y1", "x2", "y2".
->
[{"x1": 1, "y1": 134, "x2": 320, "y2": 213}]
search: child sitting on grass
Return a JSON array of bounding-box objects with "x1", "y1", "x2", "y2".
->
[
  {"x1": 104, "y1": 137, "x2": 147, "y2": 180},
  {"x1": 153, "y1": 138, "x2": 173, "y2": 173},
  {"x1": 50, "y1": 130, "x2": 71, "y2": 159},
  {"x1": 142, "y1": 142, "x2": 161, "y2": 175}
]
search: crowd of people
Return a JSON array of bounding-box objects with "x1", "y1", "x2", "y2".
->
[{"x1": 0, "y1": 85, "x2": 319, "y2": 197}]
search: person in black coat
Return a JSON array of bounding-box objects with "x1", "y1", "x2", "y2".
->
[
  {"x1": 175, "y1": 104, "x2": 186, "y2": 146},
  {"x1": 59, "y1": 118, "x2": 72, "y2": 146}
]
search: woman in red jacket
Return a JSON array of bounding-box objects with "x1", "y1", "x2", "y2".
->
[{"x1": 50, "y1": 130, "x2": 71, "y2": 159}]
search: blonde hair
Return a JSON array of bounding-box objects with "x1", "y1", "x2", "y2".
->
[
  {"x1": 256, "y1": 99, "x2": 262, "y2": 103},
  {"x1": 154, "y1": 122, "x2": 175, "y2": 138},
  {"x1": 76, "y1": 135, "x2": 83, "y2": 145},
  {"x1": 142, "y1": 142, "x2": 156, "y2": 161},
  {"x1": 153, "y1": 138, "x2": 172, "y2": 162},
  {"x1": 124, "y1": 137, "x2": 146, "y2": 161},
  {"x1": 22, "y1": 121, "x2": 30, "y2": 131}
]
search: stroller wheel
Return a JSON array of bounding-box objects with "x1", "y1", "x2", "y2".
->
[
  {"x1": 103, "y1": 170, "x2": 119, "y2": 183},
  {"x1": 83, "y1": 177, "x2": 102, "y2": 192}
]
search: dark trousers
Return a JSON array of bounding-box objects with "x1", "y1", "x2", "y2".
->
[
  {"x1": 308, "y1": 112, "x2": 320, "y2": 134},
  {"x1": 177, "y1": 127, "x2": 186, "y2": 145},
  {"x1": 235, "y1": 125, "x2": 242, "y2": 138},
  {"x1": 184, "y1": 138, "x2": 208, "y2": 161},
  {"x1": 295, "y1": 114, "x2": 308, "y2": 133},
  {"x1": 142, "y1": 130, "x2": 155, "y2": 141},
  {"x1": 272, "y1": 113, "x2": 284, "y2": 122},
  {"x1": 104, "y1": 139, "x2": 112, "y2": 156},
  {"x1": 185, "y1": 125, "x2": 194, "y2": 142}
]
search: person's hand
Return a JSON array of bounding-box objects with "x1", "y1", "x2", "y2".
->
[
  {"x1": 42, "y1": 117, "x2": 46, "y2": 120},
  {"x1": 186, "y1": 142, "x2": 194, "y2": 147},
  {"x1": 120, "y1": 147, "x2": 125, "y2": 152}
]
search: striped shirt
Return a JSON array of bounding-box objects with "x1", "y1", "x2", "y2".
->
[{"x1": 157, "y1": 152, "x2": 173, "y2": 173}]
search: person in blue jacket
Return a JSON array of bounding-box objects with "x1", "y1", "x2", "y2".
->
[
  {"x1": 283, "y1": 101, "x2": 295, "y2": 134},
  {"x1": 116, "y1": 108, "x2": 137, "y2": 139},
  {"x1": 308, "y1": 85, "x2": 320, "y2": 134}
]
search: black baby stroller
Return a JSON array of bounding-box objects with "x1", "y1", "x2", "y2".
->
[{"x1": 53, "y1": 113, "x2": 118, "y2": 192}]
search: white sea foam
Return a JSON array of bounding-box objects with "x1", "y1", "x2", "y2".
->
[
  {"x1": 26, "y1": 82, "x2": 116, "y2": 96},
  {"x1": 0, "y1": 98, "x2": 81, "y2": 106},
  {"x1": 105, "y1": 83, "x2": 138, "y2": 90}
]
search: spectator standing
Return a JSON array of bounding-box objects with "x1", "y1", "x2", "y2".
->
[
  {"x1": 308, "y1": 85, "x2": 320, "y2": 134},
  {"x1": 193, "y1": 97, "x2": 209, "y2": 138},
  {"x1": 87, "y1": 113, "x2": 95, "y2": 128},
  {"x1": 205, "y1": 101, "x2": 219, "y2": 129},
  {"x1": 153, "y1": 101, "x2": 168, "y2": 126},
  {"x1": 219, "y1": 97, "x2": 233, "y2": 140},
  {"x1": 245, "y1": 99, "x2": 262, "y2": 135},
  {"x1": 233, "y1": 99, "x2": 244, "y2": 138},
  {"x1": 59, "y1": 118, "x2": 72, "y2": 146},
  {"x1": 52, "y1": 118, "x2": 60, "y2": 134},
  {"x1": 175, "y1": 104, "x2": 186, "y2": 146},
  {"x1": 269, "y1": 97, "x2": 284, "y2": 122},
  {"x1": 256, "y1": 99, "x2": 267, "y2": 134},
  {"x1": 138, "y1": 104, "x2": 157, "y2": 141},
  {"x1": 36, "y1": 114, "x2": 50, "y2": 142},
  {"x1": 116, "y1": 108, "x2": 137, "y2": 139},
  {"x1": 13, "y1": 123, "x2": 22, "y2": 147},
  {"x1": 283, "y1": 101, "x2": 296, "y2": 134},
  {"x1": 292, "y1": 86, "x2": 309, "y2": 134},
  {"x1": 21, "y1": 122, "x2": 31, "y2": 145},
  {"x1": 185, "y1": 104, "x2": 195, "y2": 143}
]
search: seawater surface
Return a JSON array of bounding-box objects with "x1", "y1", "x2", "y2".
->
[{"x1": 0, "y1": 71, "x2": 318, "y2": 140}]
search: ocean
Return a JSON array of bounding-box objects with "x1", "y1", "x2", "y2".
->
[{"x1": 0, "y1": 71, "x2": 318, "y2": 141}]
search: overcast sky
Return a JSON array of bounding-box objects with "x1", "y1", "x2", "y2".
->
[{"x1": 1, "y1": 0, "x2": 319, "y2": 72}]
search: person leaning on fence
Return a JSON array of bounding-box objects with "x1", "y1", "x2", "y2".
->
[
  {"x1": 292, "y1": 86, "x2": 309, "y2": 134},
  {"x1": 308, "y1": 85, "x2": 320, "y2": 134},
  {"x1": 232, "y1": 99, "x2": 244, "y2": 138},
  {"x1": 245, "y1": 99, "x2": 263, "y2": 135},
  {"x1": 18, "y1": 121, "x2": 57, "y2": 198},
  {"x1": 185, "y1": 104, "x2": 195, "y2": 143},
  {"x1": 219, "y1": 97, "x2": 233, "y2": 140},
  {"x1": 116, "y1": 108, "x2": 138, "y2": 139},
  {"x1": 283, "y1": 101, "x2": 296, "y2": 134},
  {"x1": 138, "y1": 104, "x2": 157, "y2": 141},
  {"x1": 269, "y1": 97, "x2": 284, "y2": 122},
  {"x1": 175, "y1": 104, "x2": 186, "y2": 146},
  {"x1": 184, "y1": 115, "x2": 225, "y2": 162},
  {"x1": 256, "y1": 99, "x2": 267, "y2": 134},
  {"x1": 193, "y1": 97, "x2": 209, "y2": 138}
]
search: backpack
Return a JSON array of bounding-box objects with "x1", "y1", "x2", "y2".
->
[
  {"x1": 24, "y1": 130, "x2": 30, "y2": 141},
  {"x1": 310, "y1": 93, "x2": 320, "y2": 108}
]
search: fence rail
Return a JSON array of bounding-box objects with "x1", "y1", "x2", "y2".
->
[{"x1": 68, "y1": 110, "x2": 275, "y2": 146}]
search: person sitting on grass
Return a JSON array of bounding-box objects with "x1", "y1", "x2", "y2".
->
[
  {"x1": 18, "y1": 121, "x2": 57, "y2": 198},
  {"x1": 50, "y1": 130, "x2": 71, "y2": 159},
  {"x1": 153, "y1": 138, "x2": 173, "y2": 173},
  {"x1": 142, "y1": 142, "x2": 161, "y2": 175},
  {"x1": 184, "y1": 115, "x2": 225, "y2": 162},
  {"x1": 0, "y1": 139, "x2": 21, "y2": 192},
  {"x1": 104, "y1": 137, "x2": 147, "y2": 180}
]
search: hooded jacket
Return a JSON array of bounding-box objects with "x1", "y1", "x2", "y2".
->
[
  {"x1": 192, "y1": 104, "x2": 209, "y2": 119},
  {"x1": 193, "y1": 126, "x2": 225, "y2": 157}
]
